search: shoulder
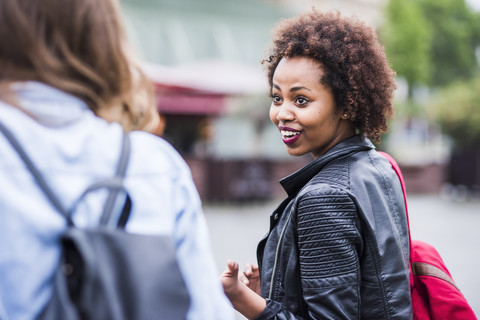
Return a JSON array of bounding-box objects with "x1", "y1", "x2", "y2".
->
[
  {"x1": 298, "y1": 148, "x2": 395, "y2": 206},
  {"x1": 348, "y1": 149, "x2": 399, "y2": 195},
  {"x1": 339, "y1": 149, "x2": 404, "y2": 221},
  {"x1": 311, "y1": 149, "x2": 393, "y2": 191},
  {"x1": 351, "y1": 149, "x2": 392, "y2": 178},
  {"x1": 128, "y1": 131, "x2": 191, "y2": 178}
]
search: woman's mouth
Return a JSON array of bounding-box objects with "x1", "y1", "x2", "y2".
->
[{"x1": 279, "y1": 127, "x2": 301, "y2": 145}]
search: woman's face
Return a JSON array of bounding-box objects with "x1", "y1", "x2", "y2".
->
[{"x1": 269, "y1": 56, "x2": 355, "y2": 159}]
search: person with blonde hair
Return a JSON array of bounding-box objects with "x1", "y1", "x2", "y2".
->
[{"x1": 0, "y1": 0, "x2": 233, "y2": 319}]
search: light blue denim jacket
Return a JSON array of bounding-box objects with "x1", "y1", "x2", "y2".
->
[{"x1": 0, "y1": 82, "x2": 234, "y2": 320}]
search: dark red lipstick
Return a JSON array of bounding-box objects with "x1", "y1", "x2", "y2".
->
[{"x1": 278, "y1": 126, "x2": 301, "y2": 145}]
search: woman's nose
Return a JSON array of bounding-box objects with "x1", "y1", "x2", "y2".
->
[{"x1": 276, "y1": 104, "x2": 295, "y2": 122}]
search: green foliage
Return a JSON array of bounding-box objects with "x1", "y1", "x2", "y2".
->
[
  {"x1": 393, "y1": 100, "x2": 426, "y2": 118},
  {"x1": 425, "y1": 74, "x2": 480, "y2": 147},
  {"x1": 418, "y1": 0, "x2": 480, "y2": 87},
  {"x1": 381, "y1": 0, "x2": 432, "y2": 92},
  {"x1": 382, "y1": 0, "x2": 480, "y2": 92}
]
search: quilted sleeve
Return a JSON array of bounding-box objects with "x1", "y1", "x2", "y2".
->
[{"x1": 296, "y1": 187, "x2": 361, "y2": 319}]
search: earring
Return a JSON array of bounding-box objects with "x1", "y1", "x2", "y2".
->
[{"x1": 343, "y1": 112, "x2": 348, "y2": 118}]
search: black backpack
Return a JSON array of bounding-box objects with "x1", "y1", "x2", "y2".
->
[{"x1": 0, "y1": 121, "x2": 190, "y2": 320}]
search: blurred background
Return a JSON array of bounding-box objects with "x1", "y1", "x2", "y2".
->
[{"x1": 119, "y1": 0, "x2": 480, "y2": 317}]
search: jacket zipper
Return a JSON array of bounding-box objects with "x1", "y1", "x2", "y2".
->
[{"x1": 268, "y1": 208, "x2": 295, "y2": 299}]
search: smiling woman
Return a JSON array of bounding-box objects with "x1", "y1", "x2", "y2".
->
[
  {"x1": 269, "y1": 56, "x2": 355, "y2": 158},
  {"x1": 220, "y1": 9, "x2": 413, "y2": 320}
]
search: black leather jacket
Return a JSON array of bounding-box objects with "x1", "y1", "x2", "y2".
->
[{"x1": 256, "y1": 135, "x2": 412, "y2": 319}]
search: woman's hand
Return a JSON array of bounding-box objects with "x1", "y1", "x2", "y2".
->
[
  {"x1": 242, "y1": 264, "x2": 261, "y2": 295},
  {"x1": 220, "y1": 260, "x2": 244, "y2": 300},
  {"x1": 220, "y1": 260, "x2": 267, "y2": 320}
]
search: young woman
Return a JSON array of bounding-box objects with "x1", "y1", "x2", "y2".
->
[
  {"x1": 0, "y1": 0, "x2": 233, "y2": 319},
  {"x1": 221, "y1": 10, "x2": 412, "y2": 319}
]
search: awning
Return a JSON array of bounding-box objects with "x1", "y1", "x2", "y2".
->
[
  {"x1": 155, "y1": 84, "x2": 225, "y2": 115},
  {"x1": 144, "y1": 60, "x2": 267, "y2": 115},
  {"x1": 144, "y1": 60, "x2": 268, "y2": 94}
]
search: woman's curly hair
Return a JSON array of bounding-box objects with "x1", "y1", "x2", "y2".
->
[{"x1": 263, "y1": 9, "x2": 396, "y2": 142}]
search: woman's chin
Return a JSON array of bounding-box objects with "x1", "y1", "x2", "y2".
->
[{"x1": 285, "y1": 148, "x2": 308, "y2": 157}]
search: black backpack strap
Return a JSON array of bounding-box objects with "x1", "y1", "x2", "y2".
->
[{"x1": 0, "y1": 120, "x2": 71, "y2": 224}]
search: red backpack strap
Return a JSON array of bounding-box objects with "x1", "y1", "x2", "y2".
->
[{"x1": 378, "y1": 151, "x2": 414, "y2": 287}]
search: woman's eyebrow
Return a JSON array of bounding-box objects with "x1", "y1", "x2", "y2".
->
[
  {"x1": 272, "y1": 84, "x2": 311, "y2": 92},
  {"x1": 290, "y1": 86, "x2": 311, "y2": 92}
]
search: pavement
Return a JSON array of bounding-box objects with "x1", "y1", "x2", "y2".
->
[{"x1": 203, "y1": 193, "x2": 480, "y2": 319}]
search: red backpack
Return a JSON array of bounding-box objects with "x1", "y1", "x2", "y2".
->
[{"x1": 379, "y1": 152, "x2": 477, "y2": 320}]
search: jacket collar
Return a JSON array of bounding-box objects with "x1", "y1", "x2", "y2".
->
[
  {"x1": 279, "y1": 134, "x2": 374, "y2": 197},
  {"x1": 10, "y1": 81, "x2": 89, "y2": 126}
]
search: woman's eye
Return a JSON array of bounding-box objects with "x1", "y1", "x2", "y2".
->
[
  {"x1": 271, "y1": 94, "x2": 282, "y2": 103},
  {"x1": 295, "y1": 96, "x2": 308, "y2": 105}
]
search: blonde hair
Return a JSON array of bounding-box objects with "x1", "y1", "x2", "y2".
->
[{"x1": 0, "y1": 0, "x2": 158, "y2": 131}]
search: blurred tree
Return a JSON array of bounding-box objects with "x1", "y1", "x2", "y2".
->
[
  {"x1": 418, "y1": 0, "x2": 480, "y2": 146},
  {"x1": 418, "y1": 0, "x2": 480, "y2": 87},
  {"x1": 381, "y1": 0, "x2": 480, "y2": 184},
  {"x1": 425, "y1": 74, "x2": 480, "y2": 188},
  {"x1": 382, "y1": 0, "x2": 480, "y2": 91},
  {"x1": 426, "y1": 74, "x2": 480, "y2": 148},
  {"x1": 381, "y1": 0, "x2": 432, "y2": 98}
]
